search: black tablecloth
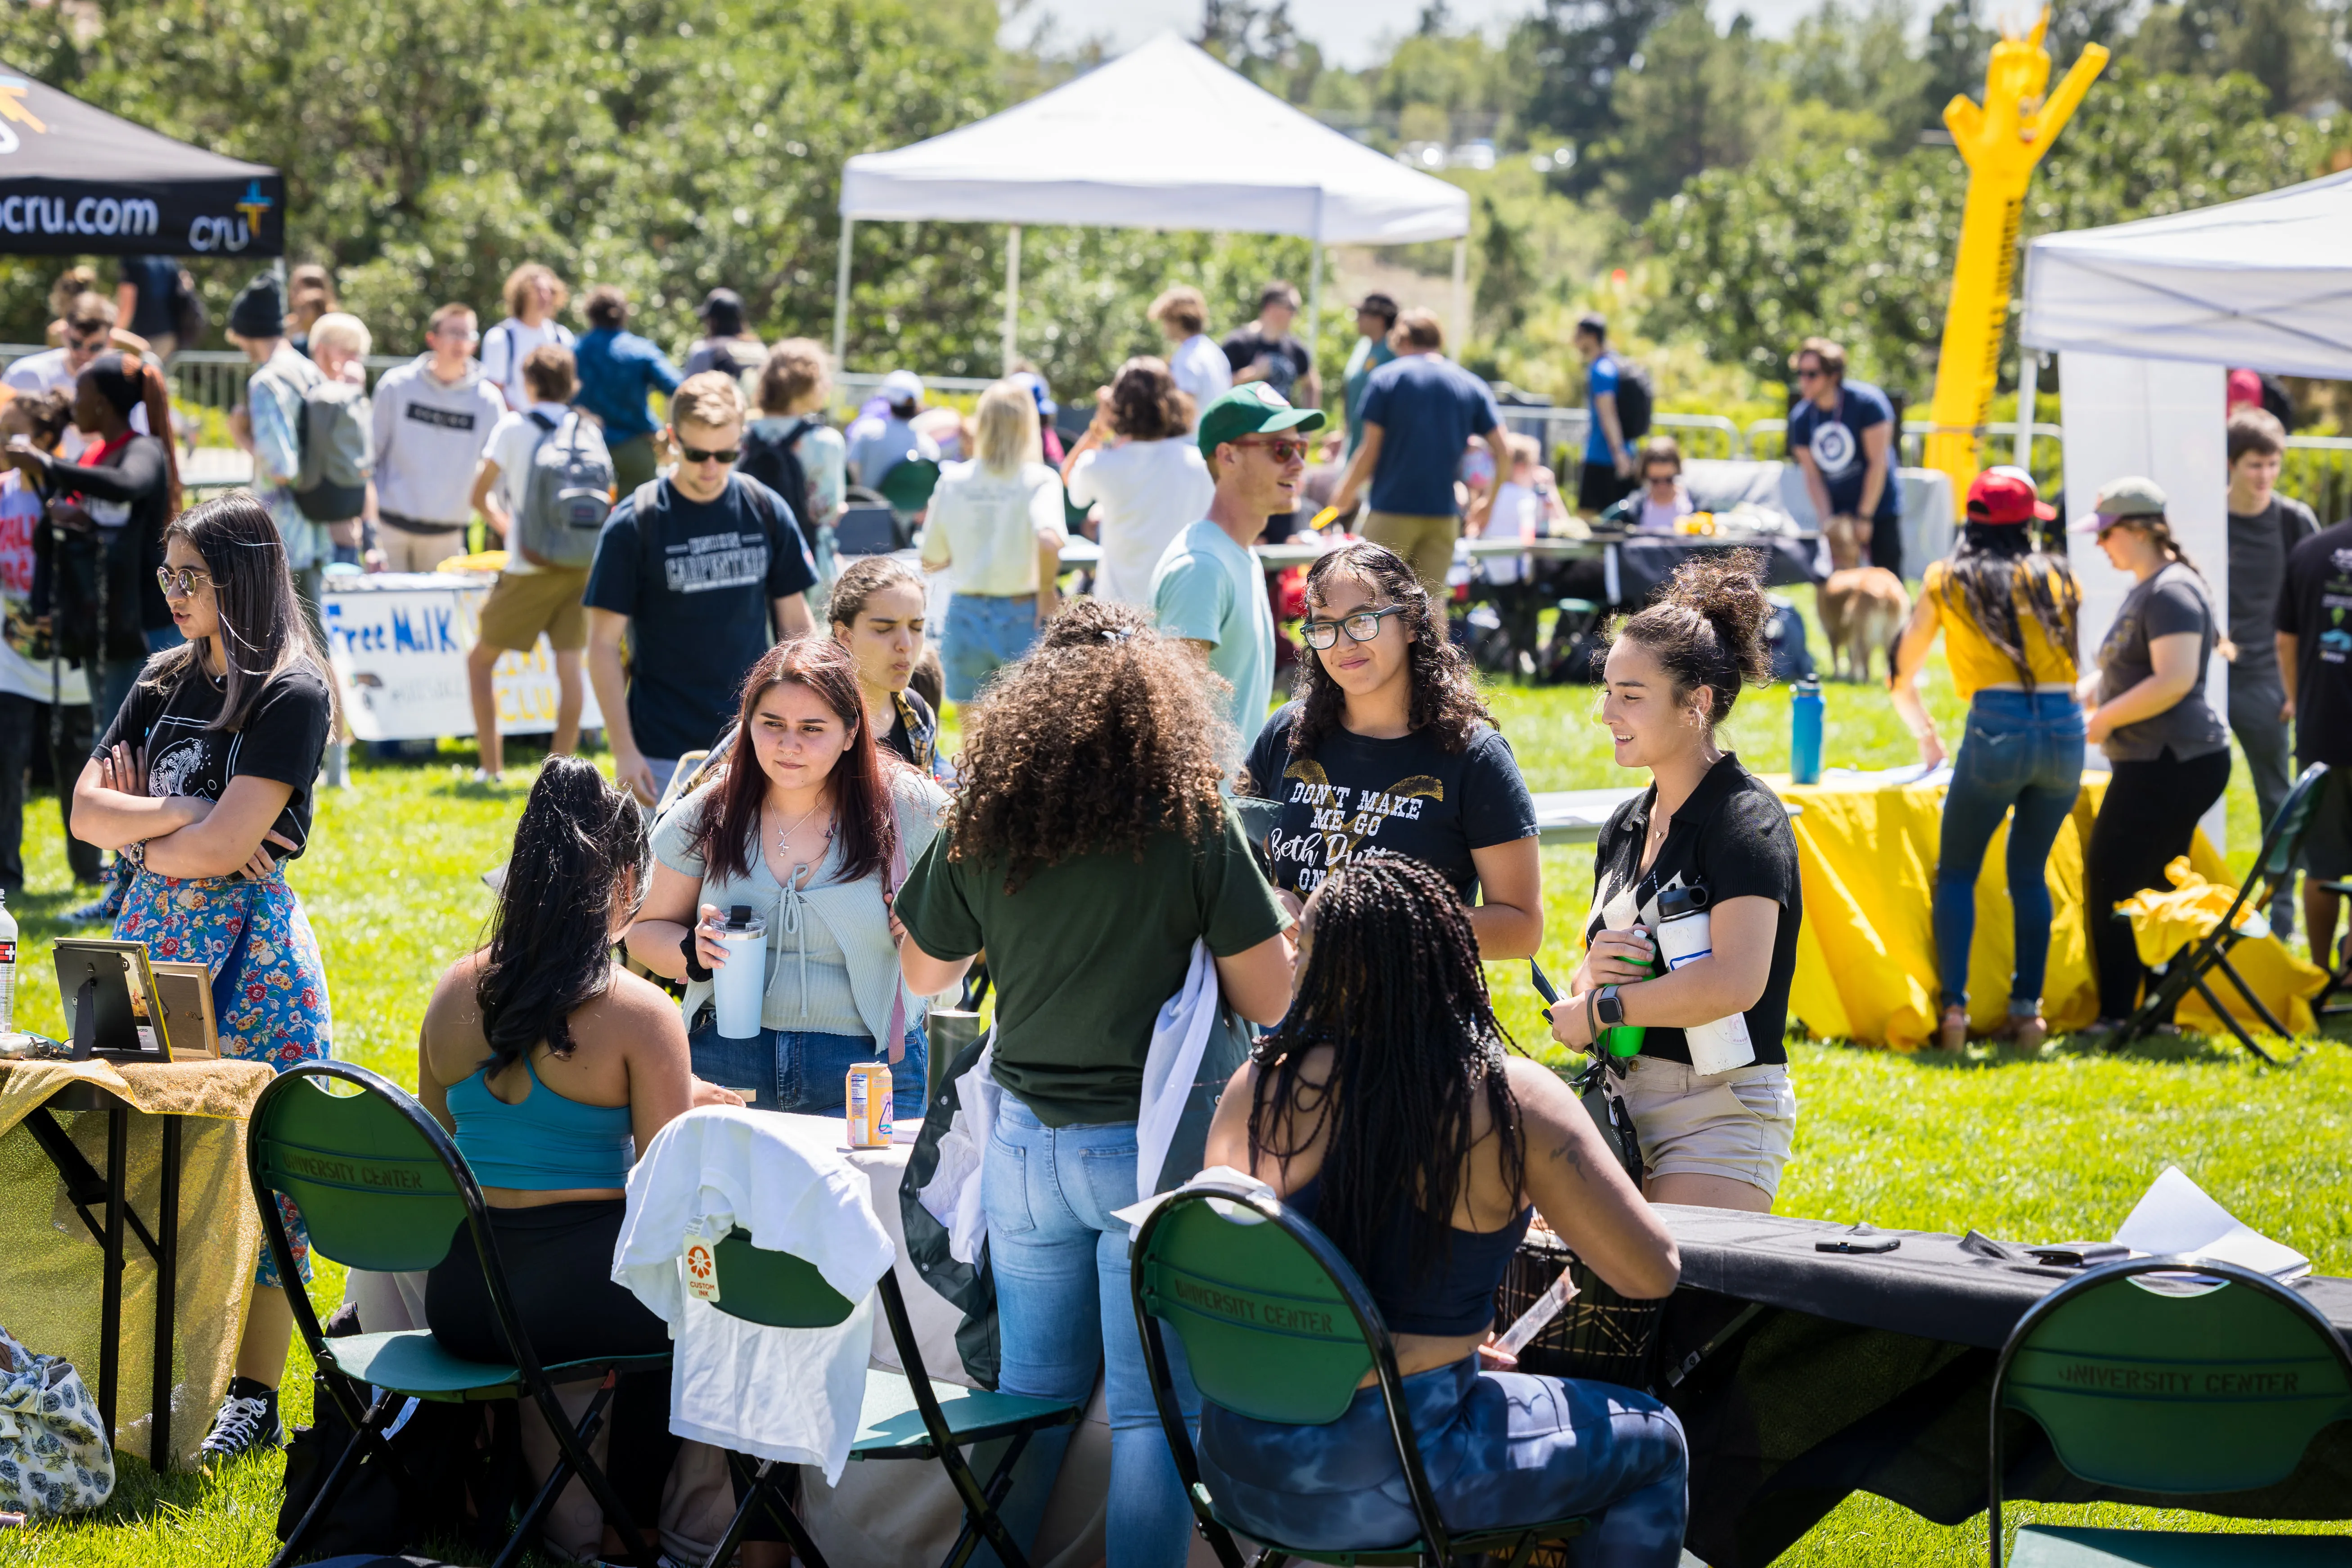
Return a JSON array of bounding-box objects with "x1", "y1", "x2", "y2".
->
[
  {"x1": 1654, "y1": 1208, "x2": 2352, "y2": 1568},
  {"x1": 1613, "y1": 536, "x2": 1823, "y2": 606}
]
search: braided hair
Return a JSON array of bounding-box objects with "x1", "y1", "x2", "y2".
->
[
  {"x1": 1936, "y1": 522, "x2": 2081, "y2": 688},
  {"x1": 1249, "y1": 857, "x2": 1525, "y2": 1275}
]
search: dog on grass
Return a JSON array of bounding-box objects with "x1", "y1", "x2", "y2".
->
[{"x1": 1817, "y1": 513, "x2": 1909, "y2": 683}]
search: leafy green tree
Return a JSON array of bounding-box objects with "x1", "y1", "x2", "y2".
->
[
  {"x1": 1508, "y1": 0, "x2": 1678, "y2": 189},
  {"x1": 1601, "y1": 5, "x2": 1787, "y2": 218},
  {"x1": 2128, "y1": 0, "x2": 2345, "y2": 112}
]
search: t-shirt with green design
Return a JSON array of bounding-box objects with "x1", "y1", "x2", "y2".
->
[{"x1": 895, "y1": 802, "x2": 1288, "y2": 1127}]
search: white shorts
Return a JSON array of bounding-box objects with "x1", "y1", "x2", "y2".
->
[{"x1": 1605, "y1": 1056, "x2": 1798, "y2": 1200}]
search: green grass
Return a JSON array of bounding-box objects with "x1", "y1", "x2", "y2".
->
[{"x1": 5, "y1": 588, "x2": 2348, "y2": 1565}]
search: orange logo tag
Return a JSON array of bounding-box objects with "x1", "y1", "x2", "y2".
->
[{"x1": 684, "y1": 1236, "x2": 720, "y2": 1303}]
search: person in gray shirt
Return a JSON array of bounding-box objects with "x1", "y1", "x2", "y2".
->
[{"x1": 2223, "y1": 407, "x2": 2318, "y2": 930}]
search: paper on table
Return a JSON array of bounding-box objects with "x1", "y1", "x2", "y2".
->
[{"x1": 2112, "y1": 1164, "x2": 2310, "y2": 1280}]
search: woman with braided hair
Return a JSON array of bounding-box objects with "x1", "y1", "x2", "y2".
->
[
  {"x1": 1889, "y1": 468, "x2": 2083, "y2": 1051},
  {"x1": 895, "y1": 614, "x2": 1295, "y2": 1568},
  {"x1": 1551, "y1": 550, "x2": 1803, "y2": 1213},
  {"x1": 1200, "y1": 855, "x2": 1685, "y2": 1560}
]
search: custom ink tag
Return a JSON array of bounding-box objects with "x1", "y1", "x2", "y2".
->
[{"x1": 684, "y1": 1235, "x2": 721, "y2": 1303}]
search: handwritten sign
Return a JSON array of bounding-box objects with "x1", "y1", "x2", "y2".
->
[{"x1": 320, "y1": 574, "x2": 603, "y2": 744}]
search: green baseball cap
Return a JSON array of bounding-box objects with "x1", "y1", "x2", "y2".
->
[
  {"x1": 1196, "y1": 383, "x2": 1327, "y2": 460},
  {"x1": 2073, "y1": 475, "x2": 2167, "y2": 532}
]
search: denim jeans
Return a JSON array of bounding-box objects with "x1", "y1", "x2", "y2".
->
[
  {"x1": 1934, "y1": 689, "x2": 2086, "y2": 1012},
  {"x1": 942, "y1": 593, "x2": 1039, "y2": 705},
  {"x1": 687, "y1": 1022, "x2": 927, "y2": 1118},
  {"x1": 983, "y1": 1097, "x2": 1200, "y2": 1568}
]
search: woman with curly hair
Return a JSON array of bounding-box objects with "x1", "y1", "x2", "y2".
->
[
  {"x1": 896, "y1": 618, "x2": 1296, "y2": 1568},
  {"x1": 1060, "y1": 355, "x2": 1213, "y2": 607},
  {"x1": 1240, "y1": 539, "x2": 1542, "y2": 956}
]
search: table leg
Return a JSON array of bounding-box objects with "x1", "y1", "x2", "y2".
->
[
  {"x1": 99, "y1": 1103, "x2": 127, "y2": 1447},
  {"x1": 151, "y1": 1114, "x2": 182, "y2": 1472}
]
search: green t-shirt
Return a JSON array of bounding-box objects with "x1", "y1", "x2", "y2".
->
[{"x1": 895, "y1": 802, "x2": 1288, "y2": 1127}]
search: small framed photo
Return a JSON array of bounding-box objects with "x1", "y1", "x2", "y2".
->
[
  {"x1": 150, "y1": 962, "x2": 220, "y2": 1060},
  {"x1": 53, "y1": 939, "x2": 172, "y2": 1062}
]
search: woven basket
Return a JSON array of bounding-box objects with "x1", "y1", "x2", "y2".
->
[{"x1": 1492, "y1": 1231, "x2": 1664, "y2": 1392}]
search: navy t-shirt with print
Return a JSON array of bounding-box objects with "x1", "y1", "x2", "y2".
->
[
  {"x1": 1787, "y1": 380, "x2": 1899, "y2": 523},
  {"x1": 97, "y1": 661, "x2": 333, "y2": 860},
  {"x1": 1240, "y1": 702, "x2": 1537, "y2": 902},
  {"x1": 582, "y1": 474, "x2": 818, "y2": 761}
]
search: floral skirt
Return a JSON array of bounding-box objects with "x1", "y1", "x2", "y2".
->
[{"x1": 115, "y1": 866, "x2": 333, "y2": 1289}]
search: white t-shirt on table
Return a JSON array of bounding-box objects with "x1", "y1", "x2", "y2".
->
[
  {"x1": 918, "y1": 461, "x2": 1067, "y2": 598},
  {"x1": 480, "y1": 317, "x2": 577, "y2": 410},
  {"x1": 1067, "y1": 437, "x2": 1215, "y2": 607}
]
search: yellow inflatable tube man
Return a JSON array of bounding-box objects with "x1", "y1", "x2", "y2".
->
[{"x1": 1922, "y1": 13, "x2": 2106, "y2": 507}]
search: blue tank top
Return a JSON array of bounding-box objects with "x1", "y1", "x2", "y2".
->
[
  {"x1": 1289, "y1": 1171, "x2": 1532, "y2": 1336},
  {"x1": 446, "y1": 1055, "x2": 634, "y2": 1190}
]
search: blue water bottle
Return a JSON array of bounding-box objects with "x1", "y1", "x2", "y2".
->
[{"x1": 1791, "y1": 676, "x2": 1824, "y2": 786}]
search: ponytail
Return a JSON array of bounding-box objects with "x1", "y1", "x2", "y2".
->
[
  {"x1": 2133, "y1": 514, "x2": 2236, "y2": 663},
  {"x1": 1609, "y1": 549, "x2": 1773, "y2": 729}
]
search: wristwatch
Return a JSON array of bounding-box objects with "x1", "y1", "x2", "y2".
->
[{"x1": 1595, "y1": 985, "x2": 1626, "y2": 1030}]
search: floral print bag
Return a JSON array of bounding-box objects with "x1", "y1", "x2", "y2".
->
[{"x1": 0, "y1": 1324, "x2": 113, "y2": 1516}]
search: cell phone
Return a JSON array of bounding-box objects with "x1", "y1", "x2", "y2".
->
[
  {"x1": 1817, "y1": 1235, "x2": 1901, "y2": 1254},
  {"x1": 1529, "y1": 960, "x2": 1560, "y2": 1006}
]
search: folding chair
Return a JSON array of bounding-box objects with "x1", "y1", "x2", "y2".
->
[
  {"x1": 2111, "y1": 762, "x2": 2331, "y2": 1063},
  {"x1": 249, "y1": 1062, "x2": 670, "y2": 1568},
  {"x1": 1987, "y1": 1254, "x2": 2352, "y2": 1567},
  {"x1": 1131, "y1": 1177, "x2": 1590, "y2": 1568},
  {"x1": 699, "y1": 1228, "x2": 1083, "y2": 1568}
]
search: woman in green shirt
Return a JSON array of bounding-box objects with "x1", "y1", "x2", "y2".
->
[{"x1": 898, "y1": 600, "x2": 1295, "y2": 1568}]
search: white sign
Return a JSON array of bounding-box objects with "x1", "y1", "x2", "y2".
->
[{"x1": 320, "y1": 575, "x2": 602, "y2": 744}]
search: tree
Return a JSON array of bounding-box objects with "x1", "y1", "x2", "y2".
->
[
  {"x1": 1509, "y1": 0, "x2": 1679, "y2": 187},
  {"x1": 1602, "y1": 5, "x2": 1787, "y2": 218},
  {"x1": 2129, "y1": 0, "x2": 2345, "y2": 113},
  {"x1": 1785, "y1": 0, "x2": 1939, "y2": 151}
]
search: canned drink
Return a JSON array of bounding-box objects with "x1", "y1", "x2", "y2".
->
[{"x1": 846, "y1": 1060, "x2": 894, "y2": 1148}]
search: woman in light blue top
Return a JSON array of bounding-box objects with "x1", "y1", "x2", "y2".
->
[
  {"x1": 417, "y1": 757, "x2": 741, "y2": 1562},
  {"x1": 630, "y1": 636, "x2": 947, "y2": 1119}
]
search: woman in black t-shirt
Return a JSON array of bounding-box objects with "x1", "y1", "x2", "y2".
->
[
  {"x1": 69, "y1": 491, "x2": 336, "y2": 1464},
  {"x1": 1241, "y1": 540, "x2": 1541, "y2": 956},
  {"x1": 1548, "y1": 552, "x2": 1802, "y2": 1214}
]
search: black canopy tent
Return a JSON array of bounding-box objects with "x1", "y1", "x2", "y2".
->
[{"x1": 0, "y1": 65, "x2": 281, "y2": 257}]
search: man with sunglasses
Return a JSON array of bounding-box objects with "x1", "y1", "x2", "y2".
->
[
  {"x1": 1788, "y1": 335, "x2": 1903, "y2": 578},
  {"x1": 1153, "y1": 384, "x2": 1325, "y2": 773},
  {"x1": 4, "y1": 295, "x2": 148, "y2": 461},
  {"x1": 584, "y1": 371, "x2": 817, "y2": 807}
]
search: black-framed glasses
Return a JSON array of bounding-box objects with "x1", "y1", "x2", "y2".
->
[
  {"x1": 156, "y1": 566, "x2": 213, "y2": 598},
  {"x1": 1300, "y1": 604, "x2": 1410, "y2": 650},
  {"x1": 679, "y1": 445, "x2": 740, "y2": 465}
]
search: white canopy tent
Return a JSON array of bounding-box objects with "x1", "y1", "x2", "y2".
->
[
  {"x1": 835, "y1": 31, "x2": 1473, "y2": 372},
  {"x1": 2019, "y1": 169, "x2": 2352, "y2": 850}
]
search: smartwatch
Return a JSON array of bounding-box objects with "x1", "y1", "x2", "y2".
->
[{"x1": 1595, "y1": 985, "x2": 1626, "y2": 1030}]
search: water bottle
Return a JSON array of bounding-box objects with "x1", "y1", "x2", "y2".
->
[
  {"x1": 0, "y1": 890, "x2": 16, "y2": 1036},
  {"x1": 1654, "y1": 886, "x2": 1756, "y2": 1074},
  {"x1": 1791, "y1": 676, "x2": 1824, "y2": 786},
  {"x1": 710, "y1": 905, "x2": 768, "y2": 1041},
  {"x1": 1602, "y1": 929, "x2": 1653, "y2": 1058}
]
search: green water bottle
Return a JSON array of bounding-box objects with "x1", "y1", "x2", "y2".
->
[{"x1": 1602, "y1": 929, "x2": 1654, "y2": 1057}]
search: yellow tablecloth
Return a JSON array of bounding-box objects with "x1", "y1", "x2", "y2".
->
[{"x1": 1779, "y1": 772, "x2": 2325, "y2": 1048}]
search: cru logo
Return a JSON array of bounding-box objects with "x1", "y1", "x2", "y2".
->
[
  {"x1": 189, "y1": 180, "x2": 274, "y2": 253},
  {"x1": 0, "y1": 76, "x2": 47, "y2": 157}
]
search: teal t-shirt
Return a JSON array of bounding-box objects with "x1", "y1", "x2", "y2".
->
[{"x1": 1151, "y1": 519, "x2": 1273, "y2": 774}]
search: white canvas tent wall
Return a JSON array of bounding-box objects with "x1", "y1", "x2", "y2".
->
[
  {"x1": 2019, "y1": 169, "x2": 2352, "y2": 850},
  {"x1": 835, "y1": 32, "x2": 1473, "y2": 371}
]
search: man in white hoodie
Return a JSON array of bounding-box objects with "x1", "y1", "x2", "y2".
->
[{"x1": 369, "y1": 304, "x2": 505, "y2": 572}]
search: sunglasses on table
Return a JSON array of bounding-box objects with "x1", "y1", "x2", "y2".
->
[
  {"x1": 1300, "y1": 604, "x2": 1410, "y2": 650},
  {"x1": 1234, "y1": 436, "x2": 1311, "y2": 462},
  {"x1": 678, "y1": 445, "x2": 741, "y2": 465},
  {"x1": 156, "y1": 566, "x2": 215, "y2": 598}
]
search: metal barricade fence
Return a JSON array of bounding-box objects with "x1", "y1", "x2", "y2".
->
[{"x1": 1514, "y1": 407, "x2": 1745, "y2": 464}]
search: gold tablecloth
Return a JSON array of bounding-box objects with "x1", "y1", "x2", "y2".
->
[
  {"x1": 0, "y1": 1058, "x2": 271, "y2": 1469},
  {"x1": 1780, "y1": 773, "x2": 2325, "y2": 1049}
]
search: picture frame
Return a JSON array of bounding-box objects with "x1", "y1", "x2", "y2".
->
[
  {"x1": 150, "y1": 961, "x2": 220, "y2": 1060},
  {"x1": 53, "y1": 939, "x2": 172, "y2": 1062}
]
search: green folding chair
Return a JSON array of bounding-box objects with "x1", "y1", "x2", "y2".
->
[
  {"x1": 1130, "y1": 1177, "x2": 1590, "y2": 1568},
  {"x1": 1988, "y1": 1254, "x2": 2352, "y2": 1567},
  {"x1": 2113, "y1": 763, "x2": 2332, "y2": 1063},
  {"x1": 697, "y1": 1227, "x2": 1083, "y2": 1568},
  {"x1": 247, "y1": 1062, "x2": 670, "y2": 1568}
]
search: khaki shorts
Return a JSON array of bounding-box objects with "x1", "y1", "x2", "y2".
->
[
  {"x1": 1361, "y1": 510, "x2": 1458, "y2": 615},
  {"x1": 379, "y1": 525, "x2": 468, "y2": 574},
  {"x1": 477, "y1": 565, "x2": 591, "y2": 652},
  {"x1": 1605, "y1": 1056, "x2": 1797, "y2": 1200}
]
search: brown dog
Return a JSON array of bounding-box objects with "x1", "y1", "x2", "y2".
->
[{"x1": 1817, "y1": 513, "x2": 1910, "y2": 683}]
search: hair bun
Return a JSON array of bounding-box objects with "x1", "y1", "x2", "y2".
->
[{"x1": 1662, "y1": 549, "x2": 1773, "y2": 688}]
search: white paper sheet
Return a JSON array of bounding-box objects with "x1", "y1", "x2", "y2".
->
[{"x1": 2112, "y1": 1164, "x2": 2309, "y2": 1280}]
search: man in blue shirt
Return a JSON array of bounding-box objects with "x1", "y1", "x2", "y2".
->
[
  {"x1": 572, "y1": 284, "x2": 683, "y2": 494},
  {"x1": 1574, "y1": 312, "x2": 1636, "y2": 516},
  {"x1": 1787, "y1": 335, "x2": 1903, "y2": 577},
  {"x1": 1327, "y1": 308, "x2": 1508, "y2": 627}
]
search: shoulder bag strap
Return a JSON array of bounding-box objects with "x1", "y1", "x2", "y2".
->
[{"x1": 882, "y1": 816, "x2": 913, "y2": 1064}]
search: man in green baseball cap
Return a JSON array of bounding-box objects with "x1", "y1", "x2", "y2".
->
[{"x1": 1153, "y1": 386, "x2": 1327, "y2": 772}]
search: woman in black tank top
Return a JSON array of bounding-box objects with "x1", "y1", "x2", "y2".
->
[{"x1": 1199, "y1": 858, "x2": 1688, "y2": 1560}]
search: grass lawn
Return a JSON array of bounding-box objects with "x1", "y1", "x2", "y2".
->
[{"x1": 3, "y1": 585, "x2": 2347, "y2": 1566}]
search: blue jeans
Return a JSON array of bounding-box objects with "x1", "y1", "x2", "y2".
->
[
  {"x1": 1934, "y1": 689, "x2": 2086, "y2": 1013},
  {"x1": 687, "y1": 1022, "x2": 927, "y2": 1118},
  {"x1": 942, "y1": 593, "x2": 1039, "y2": 704},
  {"x1": 984, "y1": 1098, "x2": 1199, "y2": 1568}
]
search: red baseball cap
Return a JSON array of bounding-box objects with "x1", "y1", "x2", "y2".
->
[
  {"x1": 2227, "y1": 368, "x2": 2263, "y2": 410},
  {"x1": 1965, "y1": 467, "x2": 2056, "y2": 525}
]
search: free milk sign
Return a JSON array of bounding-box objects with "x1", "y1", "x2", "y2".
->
[{"x1": 320, "y1": 574, "x2": 602, "y2": 743}]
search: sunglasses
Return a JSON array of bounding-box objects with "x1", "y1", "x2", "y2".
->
[
  {"x1": 678, "y1": 445, "x2": 741, "y2": 465},
  {"x1": 1794, "y1": 367, "x2": 1826, "y2": 381},
  {"x1": 1300, "y1": 604, "x2": 1410, "y2": 650},
  {"x1": 1235, "y1": 436, "x2": 1310, "y2": 462},
  {"x1": 156, "y1": 566, "x2": 214, "y2": 598}
]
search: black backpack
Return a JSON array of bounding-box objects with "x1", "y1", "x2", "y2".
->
[
  {"x1": 738, "y1": 417, "x2": 821, "y2": 558},
  {"x1": 1608, "y1": 354, "x2": 1653, "y2": 441}
]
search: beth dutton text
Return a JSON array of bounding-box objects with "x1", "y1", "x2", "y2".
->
[{"x1": 1265, "y1": 772, "x2": 1439, "y2": 894}]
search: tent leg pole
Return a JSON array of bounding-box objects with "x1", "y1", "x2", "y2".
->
[
  {"x1": 1003, "y1": 225, "x2": 1022, "y2": 374},
  {"x1": 2014, "y1": 350, "x2": 2039, "y2": 471},
  {"x1": 1306, "y1": 242, "x2": 1323, "y2": 392},
  {"x1": 1451, "y1": 238, "x2": 1469, "y2": 356},
  {"x1": 832, "y1": 219, "x2": 854, "y2": 370}
]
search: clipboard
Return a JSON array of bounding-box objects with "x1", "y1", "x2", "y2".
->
[{"x1": 150, "y1": 961, "x2": 220, "y2": 1060}]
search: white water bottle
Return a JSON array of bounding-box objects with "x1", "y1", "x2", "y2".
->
[
  {"x1": 1655, "y1": 885, "x2": 1754, "y2": 1075},
  {"x1": 710, "y1": 905, "x2": 769, "y2": 1041},
  {"x1": 0, "y1": 889, "x2": 17, "y2": 1035}
]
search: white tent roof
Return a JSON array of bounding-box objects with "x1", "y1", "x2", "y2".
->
[
  {"x1": 838, "y1": 32, "x2": 1470, "y2": 245},
  {"x1": 2020, "y1": 169, "x2": 2352, "y2": 378}
]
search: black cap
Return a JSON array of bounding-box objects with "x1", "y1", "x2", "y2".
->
[
  {"x1": 228, "y1": 270, "x2": 286, "y2": 340},
  {"x1": 697, "y1": 288, "x2": 746, "y2": 335}
]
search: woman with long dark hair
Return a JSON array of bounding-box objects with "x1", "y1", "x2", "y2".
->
[
  {"x1": 1551, "y1": 552, "x2": 1804, "y2": 1214},
  {"x1": 630, "y1": 636, "x2": 945, "y2": 1118},
  {"x1": 1240, "y1": 539, "x2": 1541, "y2": 956},
  {"x1": 896, "y1": 619, "x2": 1296, "y2": 1568},
  {"x1": 68, "y1": 492, "x2": 332, "y2": 1461},
  {"x1": 419, "y1": 757, "x2": 742, "y2": 1563},
  {"x1": 1199, "y1": 856, "x2": 1685, "y2": 1559},
  {"x1": 1890, "y1": 468, "x2": 2084, "y2": 1050}
]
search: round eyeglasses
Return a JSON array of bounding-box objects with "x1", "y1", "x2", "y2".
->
[{"x1": 156, "y1": 566, "x2": 214, "y2": 599}]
